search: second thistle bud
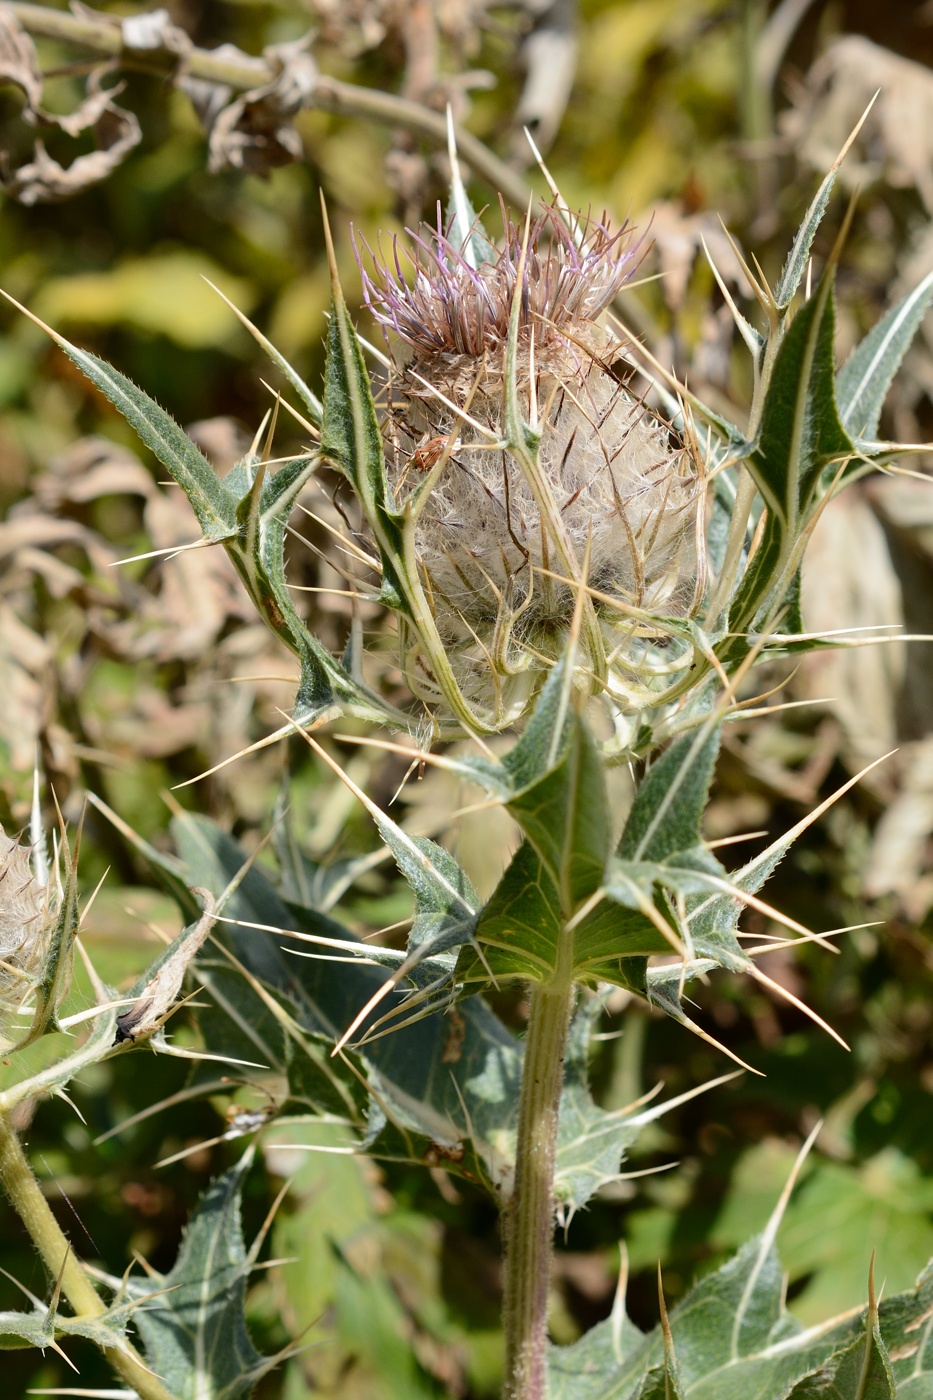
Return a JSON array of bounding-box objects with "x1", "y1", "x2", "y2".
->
[
  {"x1": 0, "y1": 827, "x2": 58, "y2": 1052},
  {"x1": 360, "y1": 206, "x2": 702, "y2": 723}
]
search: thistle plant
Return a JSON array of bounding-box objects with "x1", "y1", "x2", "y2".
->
[{"x1": 3, "y1": 121, "x2": 933, "y2": 1400}]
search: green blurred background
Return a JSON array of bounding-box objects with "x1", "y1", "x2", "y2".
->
[{"x1": 3, "y1": 0, "x2": 933, "y2": 1394}]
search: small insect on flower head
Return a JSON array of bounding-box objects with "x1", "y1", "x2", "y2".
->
[{"x1": 358, "y1": 201, "x2": 703, "y2": 723}]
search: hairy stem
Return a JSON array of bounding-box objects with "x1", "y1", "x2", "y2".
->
[
  {"x1": 0, "y1": 1111, "x2": 176, "y2": 1400},
  {"x1": 503, "y1": 974, "x2": 576, "y2": 1400}
]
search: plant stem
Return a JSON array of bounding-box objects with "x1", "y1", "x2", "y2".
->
[
  {"x1": 0, "y1": 1111, "x2": 176, "y2": 1400},
  {"x1": 503, "y1": 973, "x2": 575, "y2": 1400}
]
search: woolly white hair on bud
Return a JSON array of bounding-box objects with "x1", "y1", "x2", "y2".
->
[
  {"x1": 0, "y1": 826, "x2": 57, "y2": 1050},
  {"x1": 358, "y1": 203, "x2": 702, "y2": 716}
]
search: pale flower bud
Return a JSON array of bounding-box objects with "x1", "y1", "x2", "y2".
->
[{"x1": 0, "y1": 827, "x2": 56, "y2": 1051}]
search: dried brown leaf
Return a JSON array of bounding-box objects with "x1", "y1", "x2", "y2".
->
[
  {"x1": 185, "y1": 36, "x2": 318, "y2": 175},
  {"x1": 3, "y1": 92, "x2": 142, "y2": 205},
  {"x1": 782, "y1": 36, "x2": 933, "y2": 214},
  {"x1": 114, "y1": 888, "x2": 216, "y2": 1044},
  {"x1": 0, "y1": 4, "x2": 43, "y2": 110},
  {"x1": 798, "y1": 486, "x2": 905, "y2": 768},
  {"x1": 864, "y1": 738, "x2": 933, "y2": 916}
]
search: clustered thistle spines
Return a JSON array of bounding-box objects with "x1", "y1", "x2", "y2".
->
[
  {"x1": 358, "y1": 203, "x2": 644, "y2": 361},
  {"x1": 354, "y1": 204, "x2": 704, "y2": 728}
]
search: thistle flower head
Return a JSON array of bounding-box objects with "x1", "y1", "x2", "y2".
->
[
  {"x1": 356, "y1": 204, "x2": 704, "y2": 727},
  {"x1": 362, "y1": 205, "x2": 639, "y2": 357},
  {"x1": 0, "y1": 826, "x2": 57, "y2": 1051}
]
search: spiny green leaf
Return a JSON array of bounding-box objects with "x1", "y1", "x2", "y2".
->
[
  {"x1": 125, "y1": 1150, "x2": 265, "y2": 1400},
  {"x1": 500, "y1": 655, "x2": 576, "y2": 791},
  {"x1": 836, "y1": 269, "x2": 933, "y2": 441},
  {"x1": 553, "y1": 1002, "x2": 649, "y2": 1213},
  {"x1": 879, "y1": 1260, "x2": 933, "y2": 1392},
  {"x1": 363, "y1": 803, "x2": 478, "y2": 962},
  {"x1": 631, "y1": 1351, "x2": 686, "y2": 1400},
  {"x1": 550, "y1": 1231, "x2": 860, "y2": 1400},
  {"x1": 445, "y1": 140, "x2": 497, "y2": 270},
  {"x1": 507, "y1": 709, "x2": 610, "y2": 909},
  {"x1": 224, "y1": 456, "x2": 392, "y2": 726},
  {"x1": 1, "y1": 989, "x2": 119, "y2": 1112},
  {"x1": 459, "y1": 841, "x2": 653, "y2": 992},
  {"x1": 775, "y1": 165, "x2": 841, "y2": 309},
  {"x1": 58, "y1": 339, "x2": 237, "y2": 538},
  {"x1": 0, "y1": 1309, "x2": 56, "y2": 1349},
  {"x1": 731, "y1": 275, "x2": 853, "y2": 633},
  {"x1": 167, "y1": 814, "x2": 523, "y2": 1191},
  {"x1": 570, "y1": 898, "x2": 661, "y2": 988},
  {"x1": 619, "y1": 724, "x2": 721, "y2": 862},
  {"x1": 753, "y1": 275, "x2": 853, "y2": 527},
  {"x1": 449, "y1": 661, "x2": 611, "y2": 912},
  {"x1": 459, "y1": 839, "x2": 562, "y2": 984},
  {"x1": 610, "y1": 848, "x2": 729, "y2": 903},
  {"x1": 782, "y1": 1304, "x2": 896, "y2": 1398},
  {"x1": 321, "y1": 288, "x2": 410, "y2": 610}
]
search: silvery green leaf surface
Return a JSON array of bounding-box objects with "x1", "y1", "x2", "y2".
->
[
  {"x1": 445, "y1": 153, "x2": 497, "y2": 270},
  {"x1": 619, "y1": 724, "x2": 721, "y2": 863},
  {"x1": 119, "y1": 812, "x2": 666, "y2": 1211},
  {"x1": 752, "y1": 273, "x2": 851, "y2": 524},
  {"x1": 549, "y1": 1232, "x2": 859, "y2": 1400},
  {"x1": 0, "y1": 1306, "x2": 133, "y2": 1359},
  {"x1": 461, "y1": 660, "x2": 614, "y2": 909},
  {"x1": 553, "y1": 1002, "x2": 652, "y2": 1213},
  {"x1": 775, "y1": 164, "x2": 840, "y2": 309},
  {"x1": 125, "y1": 1149, "x2": 266, "y2": 1399},
  {"x1": 631, "y1": 1363, "x2": 686, "y2": 1400},
  {"x1": 365, "y1": 802, "x2": 478, "y2": 963},
  {"x1": 459, "y1": 835, "x2": 649, "y2": 995},
  {"x1": 836, "y1": 269, "x2": 933, "y2": 441},
  {"x1": 165, "y1": 813, "x2": 523, "y2": 1187},
  {"x1": 1, "y1": 990, "x2": 119, "y2": 1112},
  {"x1": 458, "y1": 839, "x2": 563, "y2": 986},
  {"x1": 506, "y1": 708, "x2": 610, "y2": 910},
  {"x1": 500, "y1": 654, "x2": 576, "y2": 790},
  {"x1": 782, "y1": 1304, "x2": 896, "y2": 1399},
  {"x1": 879, "y1": 1261, "x2": 933, "y2": 1393},
  {"x1": 550, "y1": 1218, "x2": 933, "y2": 1400},
  {"x1": 610, "y1": 848, "x2": 729, "y2": 902},
  {"x1": 599, "y1": 720, "x2": 751, "y2": 1000},
  {"x1": 0, "y1": 1310, "x2": 56, "y2": 1349}
]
